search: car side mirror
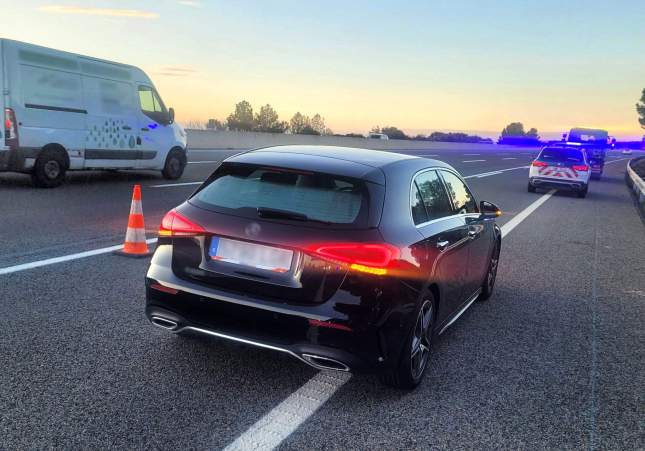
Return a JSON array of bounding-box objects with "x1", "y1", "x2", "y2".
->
[
  {"x1": 168, "y1": 107, "x2": 175, "y2": 124},
  {"x1": 480, "y1": 200, "x2": 501, "y2": 219}
]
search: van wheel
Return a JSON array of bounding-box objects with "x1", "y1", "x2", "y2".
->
[
  {"x1": 32, "y1": 148, "x2": 67, "y2": 188},
  {"x1": 162, "y1": 149, "x2": 186, "y2": 180},
  {"x1": 380, "y1": 294, "x2": 436, "y2": 389}
]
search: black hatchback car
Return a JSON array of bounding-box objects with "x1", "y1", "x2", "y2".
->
[{"x1": 145, "y1": 146, "x2": 502, "y2": 388}]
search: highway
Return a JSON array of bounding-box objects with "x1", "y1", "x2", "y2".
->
[{"x1": 1, "y1": 146, "x2": 643, "y2": 450}]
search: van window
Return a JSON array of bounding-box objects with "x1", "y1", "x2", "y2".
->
[
  {"x1": 414, "y1": 170, "x2": 453, "y2": 222},
  {"x1": 439, "y1": 170, "x2": 478, "y2": 214},
  {"x1": 138, "y1": 85, "x2": 168, "y2": 123}
]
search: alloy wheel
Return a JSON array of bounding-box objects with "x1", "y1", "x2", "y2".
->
[{"x1": 410, "y1": 300, "x2": 433, "y2": 379}]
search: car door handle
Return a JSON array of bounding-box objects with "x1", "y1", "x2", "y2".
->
[
  {"x1": 436, "y1": 240, "x2": 450, "y2": 250},
  {"x1": 468, "y1": 229, "x2": 478, "y2": 238},
  {"x1": 122, "y1": 125, "x2": 132, "y2": 130}
]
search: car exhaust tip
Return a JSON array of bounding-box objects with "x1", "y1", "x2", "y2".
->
[
  {"x1": 150, "y1": 316, "x2": 178, "y2": 331},
  {"x1": 301, "y1": 354, "x2": 350, "y2": 372}
]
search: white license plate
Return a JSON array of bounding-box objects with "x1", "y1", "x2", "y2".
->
[{"x1": 209, "y1": 237, "x2": 293, "y2": 273}]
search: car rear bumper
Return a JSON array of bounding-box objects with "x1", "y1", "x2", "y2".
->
[
  {"x1": 145, "y1": 284, "x2": 391, "y2": 373},
  {"x1": 529, "y1": 176, "x2": 586, "y2": 191}
]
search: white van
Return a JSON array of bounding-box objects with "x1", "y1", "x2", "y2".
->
[{"x1": 0, "y1": 39, "x2": 187, "y2": 187}]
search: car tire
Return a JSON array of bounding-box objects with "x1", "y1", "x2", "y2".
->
[
  {"x1": 162, "y1": 148, "x2": 186, "y2": 180},
  {"x1": 577, "y1": 184, "x2": 588, "y2": 198},
  {"x1": 527, "y1": 182, "x2": 536, "y2": 193},
  {"x1": 380, "y1": 294, "x2": 436, "y2": 389},
  {"x1": 478, "y1": 240, "x2": 500, "y2": 302},
  {"x1": 31, "y1": 148, "x2": 67, "y2": 188}
]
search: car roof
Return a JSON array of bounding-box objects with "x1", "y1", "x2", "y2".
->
[{"x1": 225, "y1": 145, "x2": 454, "y2": 185}]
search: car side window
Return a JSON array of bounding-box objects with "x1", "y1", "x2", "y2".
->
[
  {"x1": 410, "y1": 182, "x2": 428, "y2": 225},
  {"x1": 413, "y1": 170, "x2": 453, "y2": 222},
  {"x1": 439, "y1": 170, "x2": 478, "y2": 214}
]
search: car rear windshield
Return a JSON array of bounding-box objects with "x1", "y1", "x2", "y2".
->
[
  {"x1": 538, "y1": 148, "x2": 584, "y2": 163},
  {"x1": 191, "y1": 163, "x2": 370, "y2": 227}
]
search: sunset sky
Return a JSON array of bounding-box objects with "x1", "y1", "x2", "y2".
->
[{"x1": 3, "y1": 0, "x2": 645, "y2": 139}]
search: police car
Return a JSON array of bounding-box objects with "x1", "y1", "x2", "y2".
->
[{"x1": 528, "y1": 146, "x2": 591, "y2": 198}]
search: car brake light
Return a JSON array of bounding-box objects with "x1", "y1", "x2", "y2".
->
[
  {"x1": 531, "y1": 161, "x2": 548, "y2": 167},
  {"x1": 572, "y1": 165, "x2": 589, "y2": 171},
  {"x1": 306, "y1": 243, "x2": 399, "y2": 275},
  {"x1": 158, "y1": 209, "x2": 206, "y2": 237},
  {"x1": 4, "y1": 108, "x2": 18, "y2": 147}
]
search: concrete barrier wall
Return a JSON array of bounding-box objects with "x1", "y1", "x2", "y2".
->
[{"x1": 186, "y1": 129, "x2": 526, "y2": 153}]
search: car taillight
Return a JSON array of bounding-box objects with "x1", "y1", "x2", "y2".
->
[
  {"x1": 4, "y1": 108, "x2": 18, "y2": 147},
  {"x1": 158, "y1": 209, "x2": 206, "y2": 237},
  {"x1": 305, "y1": 243, "x2": 399, "y2": 275},
  {"x1": 531, "y1": 161, "x2": 548, "y2": 167},
  {"x1": 572, "y1": 165, "x2": 589, "y2": 171}
]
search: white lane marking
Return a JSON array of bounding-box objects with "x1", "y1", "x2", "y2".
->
[
  {"x1": 500, "y1": 190, "x2": 554, "y2": 237},
  {"x1": 463, "y1": 153, "x2": 480, "y2": 156},
  {"x1": 150, "y1": 181, "x2": 202, "y2": 188},
  {"x1": 502, "y1": 157, "x2": 517, "y2": 160},
  {"x1": 420, "y1": 154, "x2": 440, "y2": 157},
  {"x1": 475, "y1": 171, "x2": 502, "y2": 178},
  {"x1": 223, "y1": 371, "x2": 351, "y2": 451},
  {"x1": 462, "y1": 159, "x2": 486, "y2": 163},
  {"x1": 187, "y1": 160, "x2": 221, "y2": 164},
  {"x1": 604, "y1": 158, "x2": 629, "y2": 165},
  {"x1": 463, "y1": 165, "x2": 529, "y2": 179},
  {"x1": 223, "y1": 185, "x2": 555, "y2": 450},
  {"x1": 0, "y1": 239, "x2": 158, "y2": 276}
]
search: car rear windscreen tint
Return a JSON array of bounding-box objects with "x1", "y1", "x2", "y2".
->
[
  {"x1": 192, "y1": 164, "x2": 368, "y2": 226},
  {"x1": 539, "y1": 148, "x2": 584, "y2": 163}
]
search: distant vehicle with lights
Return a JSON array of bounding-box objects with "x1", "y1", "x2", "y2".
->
[
  {"x1": 0, "y1": 39, "x2": 187, "y2": 187},
  {"x1": 145, "y1": 145, "x2": 502, "y2": 389},
  {"x1": 565, "y1": 127, "x2": 609, "y2": 180},
  {"x1": 528, "y1": 146, "x2": 591, "y2": 198},
  {"x1": 367, "y1": 132, "x2": 389, "y2": 140}
]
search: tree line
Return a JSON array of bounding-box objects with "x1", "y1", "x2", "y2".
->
[{"x1": 186, "y1": 101, "x2": 333, "y2": 136}]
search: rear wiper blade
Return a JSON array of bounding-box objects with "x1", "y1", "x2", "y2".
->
[{"x1": 256, "y1": 207, "x2": 331, "y2": 225}]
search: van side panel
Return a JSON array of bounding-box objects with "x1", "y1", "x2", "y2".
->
[
  {"x1": 82, "y1": 74, "x2": 140, "y2": 169},
  {"x1": 3, "y1": 40, "x2": 86, "y2": 170}
]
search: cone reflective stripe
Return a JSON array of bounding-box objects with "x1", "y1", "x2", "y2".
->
[{"x1": 116, "y1": 184, "x2": 152, "y2": 257}]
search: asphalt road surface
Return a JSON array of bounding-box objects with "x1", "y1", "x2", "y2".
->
[{"x1": 0, "y1": 146, "x2": 643, "y2": 450}]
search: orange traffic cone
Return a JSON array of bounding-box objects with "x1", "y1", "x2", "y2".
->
[{"x1": 114, "y1": 184, "x2": 153, "y2": 258}]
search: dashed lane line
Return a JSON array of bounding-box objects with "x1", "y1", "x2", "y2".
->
[
  {"x1": 462, "y1": 159, "x2": 486, "y2": 163},
  {"x1": 0, "y1": 239, "x2": 158, "y2": 275},
  {"x1": 150, "y1": 181, "x2": 203, "y2": 188},
  {"x1": 223, "y1": 371, "x2": 352, "y2": 451}
]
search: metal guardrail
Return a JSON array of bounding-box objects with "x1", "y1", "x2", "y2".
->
[{"x1": 626, "y1": 158, "x2": 645, "y2": 216}]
